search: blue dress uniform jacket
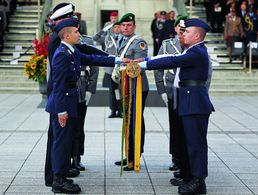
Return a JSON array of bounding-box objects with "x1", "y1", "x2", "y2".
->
[
  {"x1": 46, "y1": 43, "x2": 116, "y2": 117},
  {"x1": 147, "y1": 42, "x2": 213, "y2": 116},
  {"x1": 147, "y1": 41, "x2": 213, "y2": 178}
]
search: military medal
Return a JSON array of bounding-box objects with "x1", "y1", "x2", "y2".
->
[{"x1": 126, "y1": 62, "x2": 141, "y2": 78}]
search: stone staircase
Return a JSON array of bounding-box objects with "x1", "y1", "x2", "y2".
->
[
  {"x1": 0, "y1": 0, "x2": 257, "y2": 98},
  {"x1": 0, "y1": 1, "x2": 41, "y2": 93},
  {"x1": 183, "y1": 1, "x2": 258, "y2": 96},
  {"x1": 186, "y1": 2, "x2": 244, "y2": 70}
]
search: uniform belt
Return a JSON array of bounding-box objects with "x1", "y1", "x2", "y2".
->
[
  {"x1": 65, "y1": 82, "x2": 77, "y2": 89},
  {"x1": 179, "y1": 80, "x2": 206, "y2": 87}
]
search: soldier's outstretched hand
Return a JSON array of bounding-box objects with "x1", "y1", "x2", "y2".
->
[
  {"x1": 122, "y1": 58, "x2": 132, "y2": 64},
  {"x1": 133, "y1": 58, "x2": 144, "y2": 63}
]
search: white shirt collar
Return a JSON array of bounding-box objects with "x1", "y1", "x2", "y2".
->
[
  {"x1": 186, "y1": 41, "x2": 204, "y2": 51},
  {"x1": 61, "y1": 41, "x2": 75, "y2": 53}
]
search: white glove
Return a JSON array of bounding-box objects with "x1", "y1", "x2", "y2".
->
[
  {"x1": 161, "y1": 93, "x2": 168, "y2": 107},
  {"x1": 102, "y1": 23, "x2": 113, "y2": 32},
  {"x1": 85, "y1": 91, "x2": 92, "y2": 106},
  {"x1": 139, "y1": 61, "x2": 147, "y2": 70},
  {"x1": 111, "y1": 64, "x2": 121, "y2": 84}
]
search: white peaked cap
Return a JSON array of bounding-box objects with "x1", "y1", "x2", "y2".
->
[{"x1": 50, "y1": 4, "x2": 73, "y2": 20}]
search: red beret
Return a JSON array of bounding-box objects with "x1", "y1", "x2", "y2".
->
[{"x1": 110, "y1": 11, "x2": 118, "y2": 17}]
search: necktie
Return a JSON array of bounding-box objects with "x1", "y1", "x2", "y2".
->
[{"x1": 118, "y1": 37, "x2": 123, "y2": 48}]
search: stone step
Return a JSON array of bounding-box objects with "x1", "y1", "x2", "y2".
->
[
  {"x1": 205, "y1": 36, "x2": 224, "y2": 42},
  {"x1": 210, "y1": 83, "x2": 258, "y2": 89},
  {"x1": 206, "y1": 43, "x2": 226, "y2": 48},
  {"x1": 8, "y1": 24, "x2": 38, "y2": 28},
  {"x1": 16, "y1": 6, "x2": 43, "y2": 12},
  {"x1": 5, "y1": 35, "x2": 35, "y2": 41},
  {"x1": 1, "y1": 47, "x2": 33, "y2": 53},
  {"x1": 212, "y1": 66, "x2": 243, "y2": 70},
  {"x1": 0, "y1": 80, "x2": 38, "y2": 87},
  {"x1": 0, "y1": 51, "x2": 34, "y2": 56},
  {"x1": 9, "y1": 18, "x2": 39, "y2": 23},
  {"x1": 0, "y1": 86, "x2": 38, "y2": 94},
  {"x1": 206, "y1": 33, "x2": 223, "y2": 37},
  {"x1": 9, "y1": 20, "x2": 39, "y2": 25},
  {"x1": 12, "y1": 13, "x2": 38, "y2": 18},
  {"x1": 3, "y1": 41, "x2": 33, "y2": 48},
  {"x1": 7, "y1": 31, "x2": 36, "y2": 36},
  {"x1": 0, "y1": 56, "x2": 29, "y2": 62},
  {"x1": 209, "y1": 88, "x2": 258, "y2": 96}
]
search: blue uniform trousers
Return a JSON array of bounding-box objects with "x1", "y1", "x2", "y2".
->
[
  {"x1": 51, "y1": 114, "x2": 75, "y2": 175},
  {"x1": 180, "y1": 114, "x2": 209, "y2": 179}
]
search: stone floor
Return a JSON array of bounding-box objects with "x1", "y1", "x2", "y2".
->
[{"x1": 0, "y1": 94, "x2": 258, "y2": 194}]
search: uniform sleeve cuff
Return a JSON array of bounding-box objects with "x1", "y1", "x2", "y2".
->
[
  {"x1": 58, "y1": 111, "x2": 67, "y2": 115},
  {"x1": 115, "y1": 57, "x2": 122, "y2": 64}
]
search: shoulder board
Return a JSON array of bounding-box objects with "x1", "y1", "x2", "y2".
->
[
  {"x1": 134, "y1": 36, "x2": 146, "y2": 42},
  {"x1": 162, "y1": 38, "x2": 172, "y2": 43},
  {"x1": 60, "y1": 46, "x2": 72, "y2": 56}
]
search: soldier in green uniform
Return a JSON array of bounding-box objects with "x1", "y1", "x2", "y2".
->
[{"x1": 113, "y1": 13, "x2": 149, "y2": 171}]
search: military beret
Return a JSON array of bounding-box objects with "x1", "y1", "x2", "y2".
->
[
  {"x1": 185, "y1": 18, "x2": 211, "y2": 32},
  {"x1": 110, "y1": 11, "x2": 118, "y2": 17},
  {"x1": 160, "y1": 11, "x2": 167, "y2": 16},
  {"x1": 113, "y1": 21, "x2": 120, "y2": 26},
  {"x1": 174, "y1": 15, "x2": 188, "y2": 27},
  {"x1": 50, "y1": 3, "x2": 74, "y2": 20},
  {"x1": 54, "y1": 18, "x2": 79, "y2": 33},
  {"x1": 117, "y1": 13, "x2": 135, "y2": 24}
]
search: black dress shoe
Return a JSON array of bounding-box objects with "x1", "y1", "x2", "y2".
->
[
  {"x1": 72, "y1": 156, "x2": 86, "y2": 171},
  {"x1": 174, "y1": 171, "x2": 182, "y2": 179},
  {"x1": 108, "y1": 110, "x2": 116, "y2": 118},
  {"x1": 117, "y1": 111, "x2": 123, "y2": 118},
  {"x1": 66, "y1": 168, "x2": 80, "y2": 178},
  {"x1": 114, "y1": 158, "x2": 127, "y2": 166},
  {"x1": 52, "y1": 175, "x2": 81, "y2": 194},
  {"x1": 178, "y1": 177, "x2": 206, "y2": 194},
  {"x1": 170, "y1": 178, "x2": 186, "y2": 186},
  {"x1": 45, "y1": 181, "x2": 52, "y2": 187},
  {"x1": 169, "y1": 163, "x2": 179, "y2": 171},
  {"x1": 45, "y1": 179, "x2": 74, "y2": 187},
  {"x1": 123, "y1": 166, "x2": 134, "y2": 171}
]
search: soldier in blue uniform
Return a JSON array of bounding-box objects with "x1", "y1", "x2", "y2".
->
[
  {"x1": 44, "y1": 3, "x2": 111, "y2": 187},
  {"x1": 45, "y1": 18, "x2": 128, "y2": 193},
  {"x1": 138, "y1": 18, "x2": 214, "y2": 194}
]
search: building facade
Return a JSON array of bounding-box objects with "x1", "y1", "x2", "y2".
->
[{"x1": 52, "y1": 0, "x2": 174, "y2": 44}]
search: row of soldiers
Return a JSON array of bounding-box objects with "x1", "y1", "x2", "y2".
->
[{"x1": 44, "y1": 2, "x2": 213, "y2": 194}]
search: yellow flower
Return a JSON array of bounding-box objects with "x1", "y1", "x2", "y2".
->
[
  {"x1": 43, "y1": 59, "x2": 47, "y2": 64},
  {"x1": 24, "y1": 63, "x2": 28, "y2": 69},
  {"x1": 31, "y1": 63, "x2": 37, "y2": 69}
]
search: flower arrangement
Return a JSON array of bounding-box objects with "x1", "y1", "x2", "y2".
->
[{"x1": 24, "y1": 34, "x2": 49, "y2": 84}]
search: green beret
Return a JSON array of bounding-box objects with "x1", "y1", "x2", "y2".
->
[
  {"x1": 117, "y1": 13, "x2": 135, "y2": 24},
  {"x1": 174, "y1": 15, "x2": 188, "y2": 27},
  {"x1": 113, "y1": 21, "x2": 120, "y2": 26}
]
